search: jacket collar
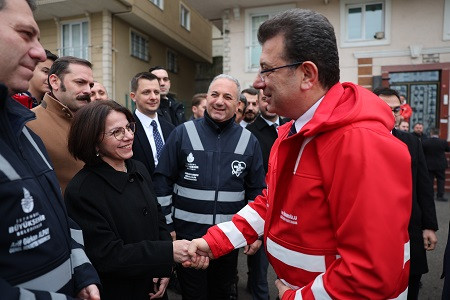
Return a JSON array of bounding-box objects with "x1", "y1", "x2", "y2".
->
[
  {"x1": 40, "y1": 92, "x2": 75, "y2": 120},
  {"x1": 86, "y1": 159, "x2": 144, "y2": 193},
  {"x1": 204, "y1": 110, "x2": 236, "y2": 133}
]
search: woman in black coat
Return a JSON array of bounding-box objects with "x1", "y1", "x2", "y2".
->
[{"x1": 64, "y1": 101, "x2": 203, "y2": 300}]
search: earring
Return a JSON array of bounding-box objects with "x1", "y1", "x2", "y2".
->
[{"x1": 96, "y1": 152, "x2": 100, "y2": 157}]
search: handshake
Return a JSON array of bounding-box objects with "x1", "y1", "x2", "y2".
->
[{"x1": 172, "y1": 238, "x2": 212, "y2": 269}]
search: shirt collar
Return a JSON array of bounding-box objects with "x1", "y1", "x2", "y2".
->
[
  {"x1": 293, "y1": 96, "x2": 324, "y2": 133},
  {"x1": 261, "y1": 115, "x2": 279, "y2": 127},
  {"x1": 135, "y1": 109, "x2": 158, "y2": 127}
]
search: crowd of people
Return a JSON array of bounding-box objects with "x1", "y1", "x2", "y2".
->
[{"x1": 1, "y1": 0, "x2": 450, "y2": 299}]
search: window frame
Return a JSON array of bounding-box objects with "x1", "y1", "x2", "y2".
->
[
  {"x1": 444, "y1": 0, "x2": 450, "y2": 40},
  {"x1": 60, "y1": 19, "x2": 90, "y2": 60},
  {"x1": 180, "y1": 3, "x2": 191, "y2": 31},
  {"x1": 149, "y1": 0, "x2": 164, "y2": 10},
  {"x1": 244, "y1": 4, "x2": 295, "y2": 72},
  {"x1": 167, "y1": 49, "x2": 178, "y2": 73},
  {"x1": 130, "y1": 29, "x2": 150, "y2": 62},
  {"x1": 340, "y1": 0, "x2": 391, "y2": 48}
]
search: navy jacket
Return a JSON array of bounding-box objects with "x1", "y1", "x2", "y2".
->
[
  {"x1": 153, "y1": 112, "x2": 266, "y2": 239},
  {"x1": 0, "y1": 84, "x2": 100, "y2": 299}
]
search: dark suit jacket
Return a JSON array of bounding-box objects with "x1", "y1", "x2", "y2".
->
[
  {"x1": 422, "y1": 136, "x2": 450, "y2": 170},
  {"x1": 246, "y1": 116, "x2": 286, "y2": 172},
  {"x1": 132, "y1": 113, "x2": 175, "y2": 177},
  {"x1": 393, "y1": 128, "x2": 438, "y2": 275}
]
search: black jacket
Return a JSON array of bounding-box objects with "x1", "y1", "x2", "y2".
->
[
  {"x1": 65, "y1": 159, "x2": 173, "y2": 300},
  {"x1": 132, "y1": 112, "x2": 175, "y2": 177},
  {"x1": 422, "y1": 136, "x2": 450, "y2": 170},
  {"x1": 393, "y1": 128, "x2": 438, "y2": 275},
  {"x1": 157, "y1": 94, "x2": 186, "y2": 126},
  {"x1": 246, "y1": 116, "x2": 286, "y2": 172}
]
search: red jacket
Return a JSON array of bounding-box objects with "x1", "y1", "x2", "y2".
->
[{"x1": 204, "y1": 82, "x2": 412, "y2": 299}]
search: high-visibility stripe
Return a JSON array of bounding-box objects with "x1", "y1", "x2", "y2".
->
[
  {"x1": 19, "y1": 288, "x2": 36, "y2": 300},
  {"x1": 217, "y1": 221, "x2": 246, "y2": 248},
  {"x1": 311, "y1": 273, "x2": 332, "y2": 299},
  {"x1": 157, "y1": 195, "x2": 172, "y2": 207},
  {"x1": 22, "y1": 127, "x2": 52, "y2": 170},
  {"x1": 70, "y1": 228, "x2": 84, "y2": 246},
  {"x1": 17, "y1": 258, "x2": 71, "y2": 291},
  {"x1": 71, "y1": 248, "x2": 91, "y2": 269},
  {"x1": 389, "y1": 287, "x2": 408, "y2": 300},
  {"x1": 0, "y1": 153, "x2": 21, "y2": 180},
  {"x1": 184, "y1": 121, "x2": 204, "y2": 150},
  {"x1": 165, "y1": 214, "x2": 173, "y2": 224},
  {"x1": 266, "y1": 237, "x2": 327, "y2": 272},
  {"x1": 174, "y1": 208, "x2": 233, "y2": 224},
  {"x1": 174, "y1": 184, "x2": 245, "y2": 202},
  {"x1": 50, "y1": 292, "x2": 66, "y2": 300},
  {"x1": 237, "y1": 205, "x2": 264, "y2": 236},
  {"x1": 234, "y1": 128, "x2": 251, "y2": 155},
  {"x1": 404, "y1": 241, "x2": 410, "y2": 267}
]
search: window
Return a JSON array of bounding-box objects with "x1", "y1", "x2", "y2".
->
[
  {"x1": 149, "y1": 0, "x2": 163, "y2": 10},
  {"x1": 180, "y1": 3, "x2": 190, "y2": 31},
  {"x1": 130, "y1": 31, "x2": 149, "y2": 61},
  {"x1": 167, "y1": 49, "x2": 178, "y2": 73},
  {"x1": 444, "y1": 0, "x2": 450, "y2": 40},
  {"x1": 244, "y1": 4, "x2": 295, "y2": 72},
  {"x1": 340, "y1": 0, "x2": 391, "y2": 47},
  {"x1": 61, "y1": 21, "x2": 89, "y2": 59}
]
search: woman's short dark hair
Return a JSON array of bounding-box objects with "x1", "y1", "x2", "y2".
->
[{"x1": 68, "y1": 100, "x2": 134, "y2": 165}]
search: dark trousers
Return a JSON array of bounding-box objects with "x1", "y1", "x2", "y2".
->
[
  {"x1": 429, "y1": 169, "x2": 446, "y2": 198},
  {"x1": 247, "y1": 244, "x2": 270, "y2": 300},
  {"x1": 407, "y1": 273, "x2": 422, "y2": 300},
  {"x1": 177, "y1": 249, "x2": 239, "y2": 300}
]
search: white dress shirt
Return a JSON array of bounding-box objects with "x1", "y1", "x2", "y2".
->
[{"x1": 134, "y1": 109, "x2": 165, "y2": 166}]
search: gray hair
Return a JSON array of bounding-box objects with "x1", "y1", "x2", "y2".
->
[
  {"x1": 0, "y1": 0, "x2": 37, "y2": 11},
  {"x1": 208, "y1": 74, "x2": 241, "y2": 100}
]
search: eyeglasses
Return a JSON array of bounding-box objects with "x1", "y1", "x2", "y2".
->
[
  {"x1": 258, "y1": 62, "x2": 304, "y2": 82},
  {"x1": 391, "y1": 106, "x2": 402, "y2": 115},
  {"x1": 104, "y1": 122, "x2": 136, "y2": 141}
]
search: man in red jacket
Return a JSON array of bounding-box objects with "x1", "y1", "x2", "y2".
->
[{"x1": 187, "y1": 8, "x2": 412, "y2": 300}]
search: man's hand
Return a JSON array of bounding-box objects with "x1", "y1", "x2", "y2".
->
[
  {"x1": 173, "y1": 239, "x2": 190, "y2": 263},
  {"x1": 183, "y1": 238, "x2": 213, "y2": 269},
  {"x1": 423, "y1": 229, "x2": 437, "y2": 251},
  {"x1": 149, "y1": 277, "x2": 169, "y2": 299},
  {"x1": 275, "y1": 279, "x2": 290, "y2": 299},
  {"x1": 170, "y1": 231, "x2": 176, "y2": 241},
  {"x1": 244, "y1": 239, "x2": 262, "y2": 256},
  {"x1": 77, "y1": 284, "x2": 100, "y2": 300}
]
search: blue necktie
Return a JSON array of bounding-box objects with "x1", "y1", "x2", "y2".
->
[
  {"x1": 288, "y1": 122, "x2": 297, "y2": 137},
  {"x1": 150, "y1": 120, "x2": 164, "y2": 160}
]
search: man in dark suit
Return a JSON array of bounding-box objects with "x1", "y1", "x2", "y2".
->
[
  {"x1": 245, "y1": 89, "x2": 286, "y2": 300},
  {"x1": 131, "y1": 72, "x2": 174, "y2": 178},
  {"x1": 422, "y1": 128, "x2": 450, "y2": 201},
  {"x1": 374, "y1": 87, "x2": 438, "y2": 300}
]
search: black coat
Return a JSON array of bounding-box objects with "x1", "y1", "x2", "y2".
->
[
  {"x1": 132, "y1": 113, "x2": 175, "y2": 177},
  {"x1": 422, "y1": 136, "x2": 450, "y2": 170},
  {"x1": 393, "y1": 129, "x2": 439, "y2": 275},
  {"x1": 65, "y1": 159, "x2": 173, "y2": 300},
  {"x1": 246, "y1": 115, "x2": 286, "y2": 172}
]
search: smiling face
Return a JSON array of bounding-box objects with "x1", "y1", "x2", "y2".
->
[
  {"x1": 49, "y1": 63, "x2": 94, "y2": 112},
  {"x1": 131, "y1": 78, "x2": 160, "y2": 117},
  {"x1": 207, "y1": 78, "x2": 239, "y2": 123},
  {"x1": 0, "y1": 0, "x2": 46, "y2": 94},
  {"x1": 97, "y1": 110, "x2": 134, "y2": 169}
]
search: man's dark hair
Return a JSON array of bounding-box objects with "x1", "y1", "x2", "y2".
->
[
  {"x1": 0, "y1": 0, "x2": 37, "y2": 11},
  {"x1": 372, "y1": 87, "x2": 400, "y2": 100},
  {"x1": 130, "y1": 72, "x2": 158, "y2": 93},
  {"x1": 149, "y1": 66, "x2": 166, "y2": 73},
  {"x1": 413, "y1": 122, "x2": 423, "y2": 127},
  {"x1": 257, "y1": 9, "x2": 339, "y2": 90},
  {"x1": 192, "y1": 93, "x2": 207, "y2": 107},
  {"x1": 239, "y1": 93, "x2": 248, "y2": 111},
  {"x1": 429, "y1": 128, "x2": 440, "y2": 136},
  {"x1": 48, "y1": 56, "x2": 92, "y2": 91},
  {"x1": 68, "y1": 100, "x2": 134, "y2": 165},
  {"x1": 45, "y1": 49, "x2": 58, "y2": 62},
  {"x1": 242, "y1": 88, "x2": 259, "y2": 97}
]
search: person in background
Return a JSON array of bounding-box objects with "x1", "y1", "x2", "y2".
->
[
  {"x1": 374, "y1": 87, "x2": 438, "y2": 300},
  {"x1": 0, "y1": 0, "x2": 101, "y2": 298},
  {"x1": 190, "y1": 93, "x2": 207, "y2": 120},
  {"x1": 400, "y1": 95, "x2": 413, "y2": 123},
  {"x1": 27, "y1": 56, "x2": 94, "y2": 194},
  {"x1": 422, "y1": 128, "x2": 450, "y2": 202},
  {"x1": 90, "y1": 81, "x2": 109, "y2": 101},
  {"x1": 240, "y1": 88, "x2": 259, "y2": 127},
  {"x1": 235, "y1": 93, "x2": 247, "y2": 124},
  {"x1": 65, "y1": 100, "x2": 202, "y2": 300},
  {"x1": 187, "y1": 9, "x2": 412, "y2": 300},
  {"x1": 12, "y1": 49, "x2": 58, "y2": 108},
  {"x1": 399, "y1": 120, "x2": 410, "y2": 132},
  {"x1": 150, "y1": 66, "x2": 186, "y2": 126},
  {"x1": 413, "y1": 122, "x2": 426, "y2": 141}
]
